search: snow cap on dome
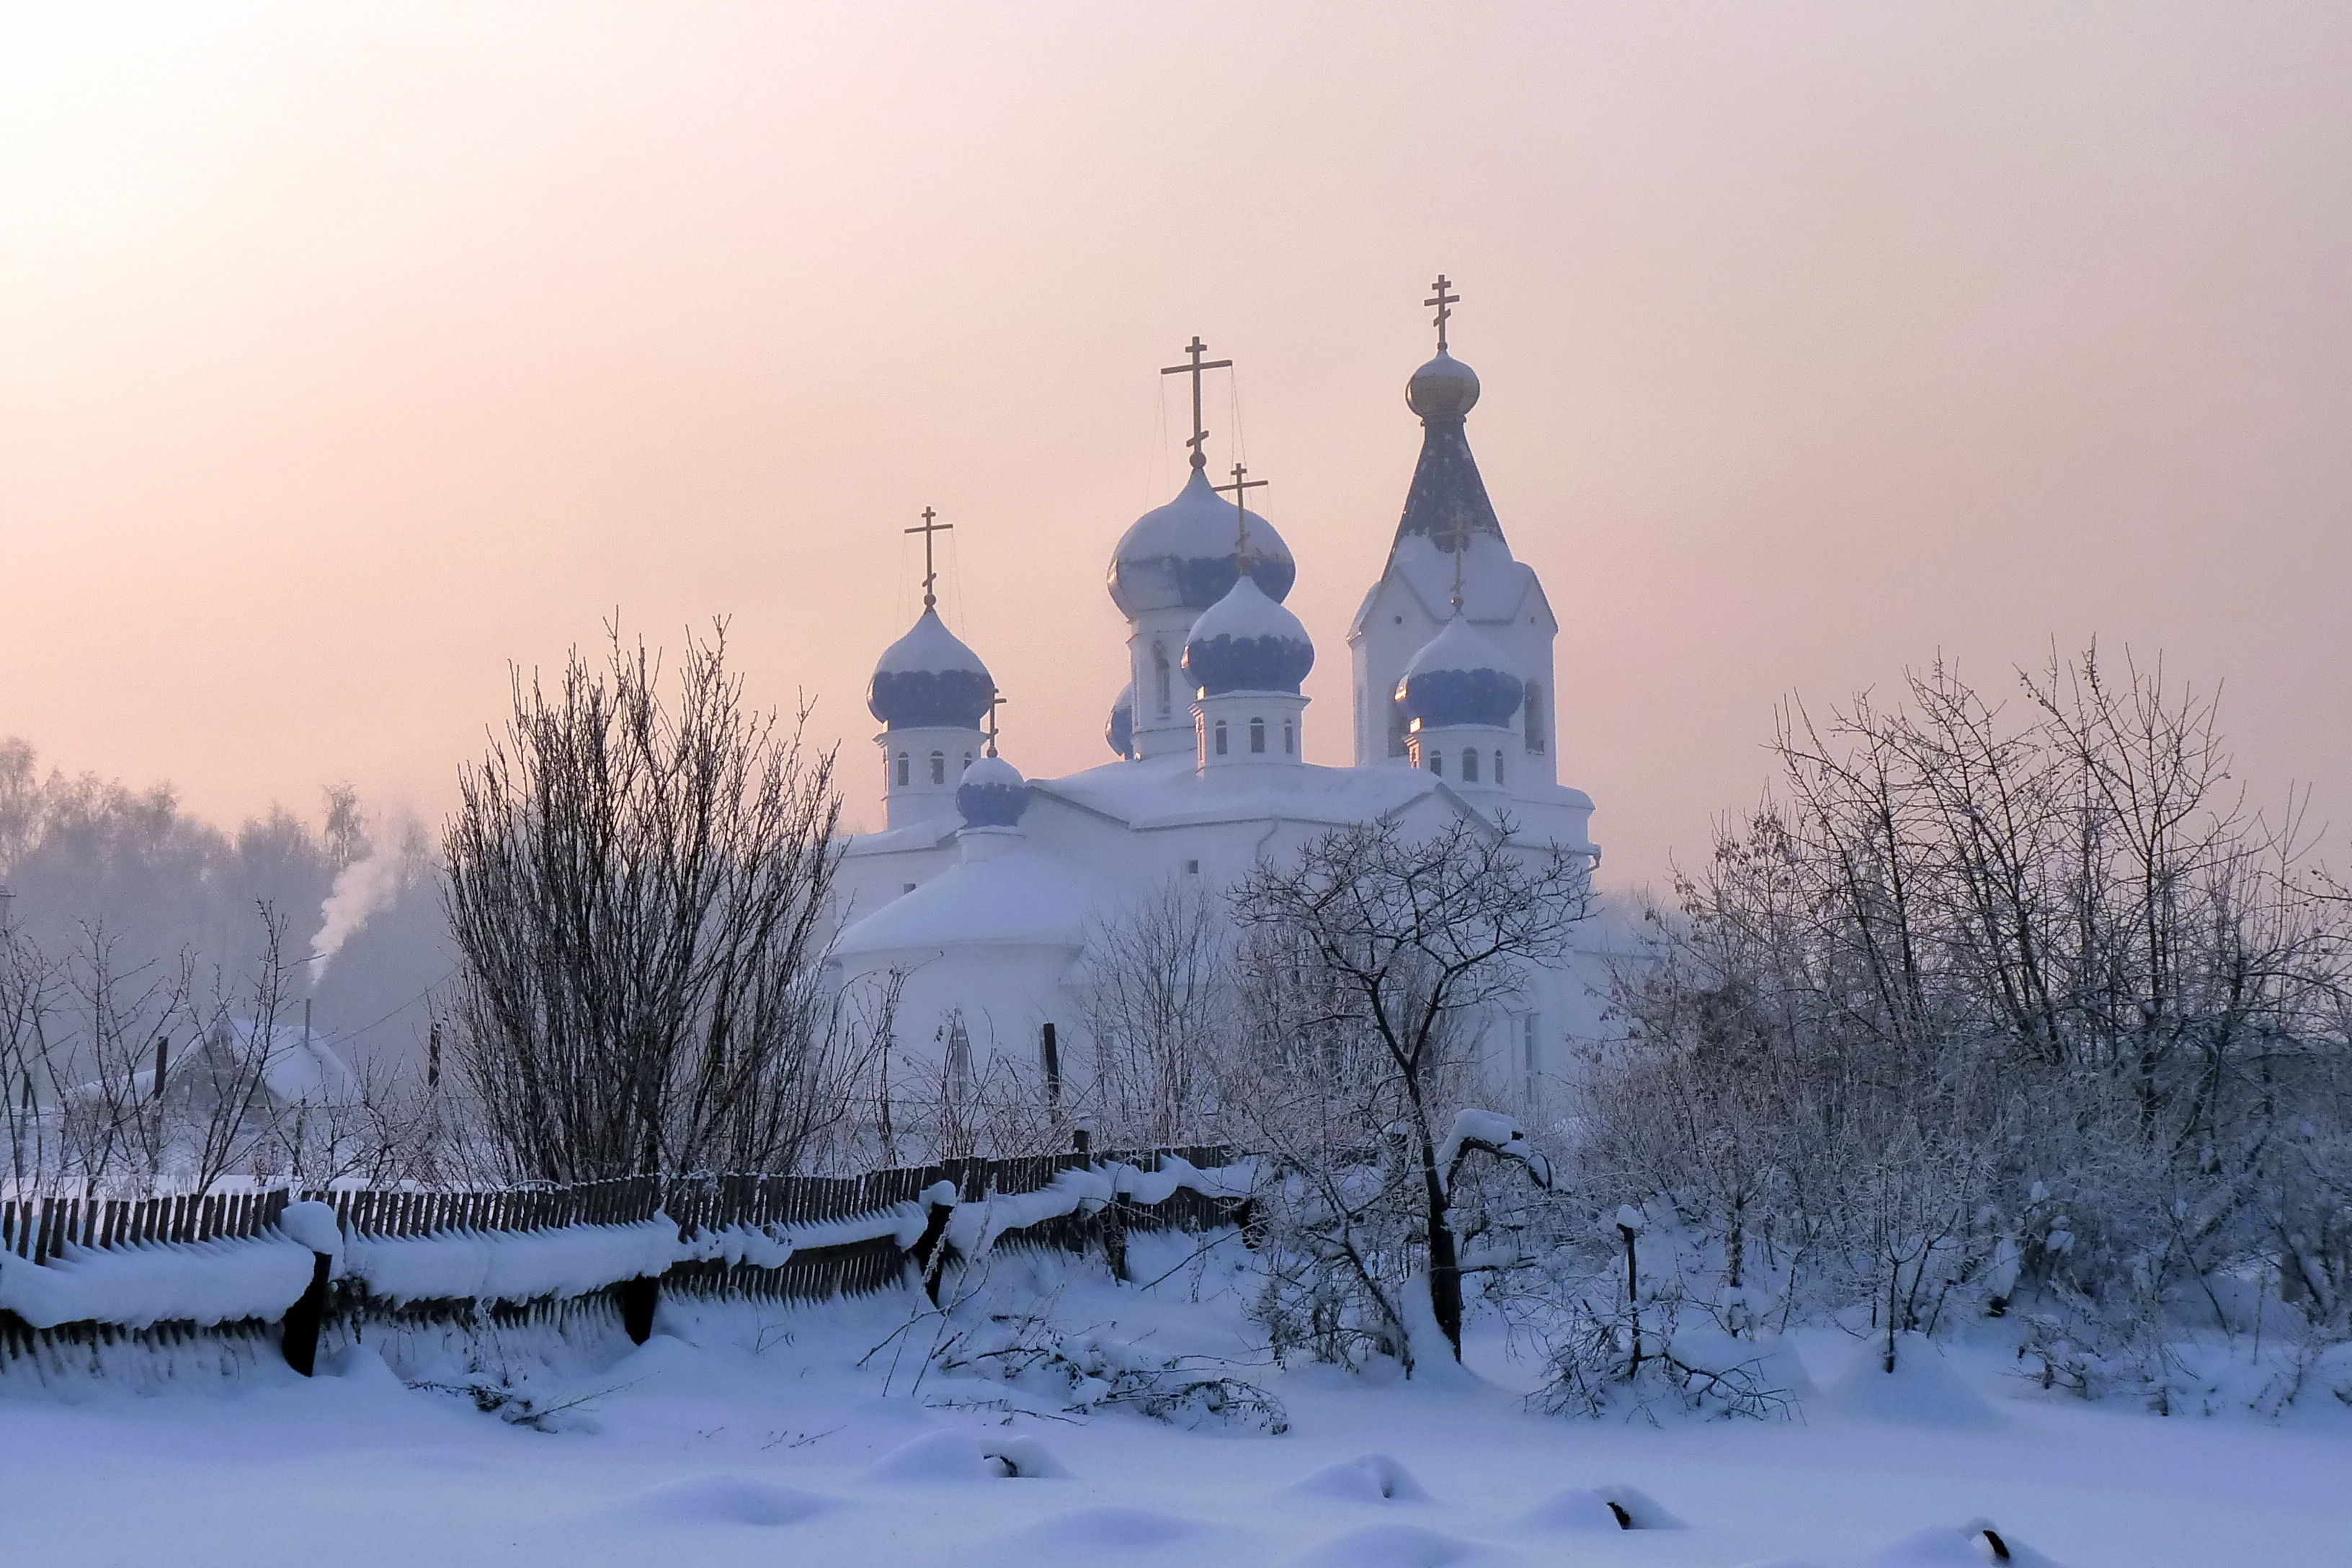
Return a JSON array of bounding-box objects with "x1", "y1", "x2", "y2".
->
[
  {"x1": 1108, "y1": 468, "x2": 1295, "y2": 617},
  {"x1": 955, "y1": 753, "x2": 1030, "y2": 828},
  {"x1": 1397, "y1": 613, "x2": 1523, "y2": 729},
  {"x1": 1406, "y1": 349, "x2": 1481, "y2": 422},
  {"x1": 867, "y1": 608, "x2": 994, "y2": 731},
  {"x1": 1105, "y1": 682, "x2": 1136, "y2": 759},
  {"x1": 1182, "y1": 574, "x2": 1314, "y2": 697}
]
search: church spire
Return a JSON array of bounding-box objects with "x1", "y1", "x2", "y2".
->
[{"x1": 1395, "y1": 277, "x2": 1503, "y2": 554}]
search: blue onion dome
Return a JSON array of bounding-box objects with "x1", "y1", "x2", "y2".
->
[
  {"x1": 1105, "y1": 682, "x2": 1136, "y2": 759},
  {"x1": 956, "y1": 754, "x2": 1030, "y2": 828},
  {"x1": 1107, "y1": 468, "x2": 1296, "y2": 616},
  {"x1": 867, "y1": 609, "x2": 994, "y2": 730},
  {"x1": 1397, "y1": 614, "x2": 1523, "y2": 728},
  {"x1": 1405, "y1": 349, "x2": 1481, "y2": 422},
  {"x1": 1182, "y1": 574, "x2": 1314, "y2": 697}
]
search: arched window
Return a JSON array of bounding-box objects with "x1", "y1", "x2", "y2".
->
[
  {"x1": 1494, "y1": 750, "x2": 1506, "y2": 787},
  {"x1": 1462, "y1": 748, "x2": 1481, "y2": 784},
  {"x1": 1248, "y1": 717, "x2": 1265, "y2": 754},
  {"x1": 894, "y1": 752, "x2": 909, "y2": 787},
  {"x1": 1388, "y1": 696, "x2": 1410, "y2": 757},
  {"x1": 961, "y1": 751, "x2": 972, "y2": 773},
  {"x1": 929, "y1": 751, "x2": 945, "y2": 785},
  {"x1": 1523, "y1": 680, "x2": 1546, "y2": 755},
  {"x1": 1283, "y1": 719, "x2": 1295, "y2": 754},
  {"x1": 1429, "y1": 748, "x2": 1443, "y2": 778},
  {"x1": 1153, "y1": 642, "x2": 1172, "y2": 716},
  {"x1": 1213, "y1": 719, "x2": 1229, "y2": 756}
]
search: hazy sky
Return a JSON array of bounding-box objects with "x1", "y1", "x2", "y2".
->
[{"x1": 4, "y1": 3, "x2": 2348, "y2": 890}]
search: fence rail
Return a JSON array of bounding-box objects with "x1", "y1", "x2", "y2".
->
[{"x1": 0, "y1": 1143, "x2": 1245, "y2": 1381}]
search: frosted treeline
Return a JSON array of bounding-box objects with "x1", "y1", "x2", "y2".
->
[{"x1": 0, "y1": 738, "x2": 450, "y2": 1190}]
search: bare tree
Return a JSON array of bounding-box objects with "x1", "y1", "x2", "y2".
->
[
  {"x1": 1076, "y1": 879, "x2": 1234, "y2": 1146},
  {"x1": 1228, "y1": 814, "x2": 1593, "y2": 1363},
  {"x1": 443, "y1": 623, "x2": 860, "y2": 1181}
]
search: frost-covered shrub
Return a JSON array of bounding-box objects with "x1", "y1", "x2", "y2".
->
[
  {"x1": 931, "y1": 1307, "x2": 1288, "y2": 1435},
  {"x1": 1581, "y1": 649, "x2": 2352, "y2": 1414}
]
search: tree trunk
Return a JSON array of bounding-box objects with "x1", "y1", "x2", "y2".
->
[{"x1": 1420, "y1": 1137, "x2": 1464, "y2": 1359}]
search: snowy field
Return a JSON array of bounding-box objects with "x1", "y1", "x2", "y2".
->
[{"x1": 4, "y1": 1234, "x2": 2346, "y2": 1568}]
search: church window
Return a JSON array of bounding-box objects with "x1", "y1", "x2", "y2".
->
[
  {"x1": 1213, "y1": 719, "x2": 1228, "y2": 756},
  {"x1": 1523, "y1": 681, "x2": 1546, "y2": 755},
  {"x1": 1249, "y1": 717, "x2": 1265, "y2": 754},
  {"x1": 1388, "y1": 698, "x2": 1410, "y2": 757},
  {"x1": 1153, "y1": 643, "x2": 1172, "y2": 716},
  {"x1": 1429, "y1": 749, "x2": 1443, "y2": 778},
  {"x1": 894, "y1": 752, "x2": 909, "y2": 787},
  {"x1": 962, "y1": 752, "x2": 972, "y2": 774},
  {"x1": 1184, "y1": 858, "x2": 1200, "y2": 875},
  {"x1": 1494, "y1": 750, "x2": 1506, "y2": 786},
  {"x1": 1283, "y1": 719, "x2": 1294, "y2": 754},
  {"x1": 929, "y1": 751, "x2": 945, "y2": 785},
  {"x1": 1463, "y1": 748, "x2": 1481, "y2": 784}
]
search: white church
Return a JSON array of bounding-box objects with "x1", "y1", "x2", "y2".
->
[{"x1": 829, "y1": 286, "x2": 1612, "y2": 1105}]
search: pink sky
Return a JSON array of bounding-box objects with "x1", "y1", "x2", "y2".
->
[{"x1": 3, "y1": 3, "x2": 2348, "y2": 889}]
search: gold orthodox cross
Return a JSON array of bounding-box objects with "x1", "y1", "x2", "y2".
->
[
  {"x1": 984, "y1": 690, "x2": 1007, "y2": 757},
  {"x1": 904, "y1": 505, "x2": 952, "y2": 610},
  {"x1": 1435, "y1": 509, "x2": 1472, "y2": 612},
  {"x1": 1425, "y1": 274, "x2": 1460, "y2": 353},
  {"x1": 1160, "y1": 335, "x2": 1232, "y2": 471},
  {"x1": 1214, "y1": 461, "x2": 1269, "y2": 573}
]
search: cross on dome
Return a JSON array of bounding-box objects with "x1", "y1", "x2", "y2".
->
[
  {"x1": 984, "y1": 690, "x2": 1007, "y2": 758},
  {"x1": 904, "y1": 506, "x2": 953, "y2": 610},
  {"x1": 1425, "y1": 273, "x2": 1460, "y2": 352},
  {"x1": 1214, "y1": 461, "x2": 1269, "y2": 571},
  {"x1": 1160, "y1": 335, "x2": 1233, "y2": 471},
  {"x1": 1434, "y1": 509, "x2": 1473, "y2": 612}
]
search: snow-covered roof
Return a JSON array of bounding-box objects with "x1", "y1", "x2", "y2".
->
[
  {"x1": 1353, "y1": 533, "x2": 1546, "y2": 637},
  {"x1": 832, "y1": 845, "x2": 1123, "y2": 957},
  {"x1": 210, "y1": 1018, "x2": 359, "y2": 1105},
  {"x1": 1033, "y1": 752, "x2": 1464, "y2": 834}
]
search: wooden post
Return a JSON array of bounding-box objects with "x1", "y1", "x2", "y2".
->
[
  {"x1": 617, "y1": 1275, "x2": 659, "y2": 1345},
  {"x1": 1041, "y1": 1023, "x2": 1061, "y2": 1114},
  {"x1": 1618, "y1": 1220, "x2": 1642, "y2": 1378},
  {"x1": 281, "y1": 1251, "x2": 332, "y2": 1376}
]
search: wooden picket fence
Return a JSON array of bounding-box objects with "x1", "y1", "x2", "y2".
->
[
  {"x1": 0, "y1": 1143, "x2": 1244, "y2": 1376},
  {"x1": 3, "y1": 1189, "x2": 292, "y2": 1262}
]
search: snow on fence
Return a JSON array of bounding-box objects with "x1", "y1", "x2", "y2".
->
[{"x1": 0, "y1": 1144, "x2": 1249, "y2": 1384}]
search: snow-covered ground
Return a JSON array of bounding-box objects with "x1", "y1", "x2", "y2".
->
[{"x1": 3, "y1": 1234, "x2": 2345, "y2": 1567}]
